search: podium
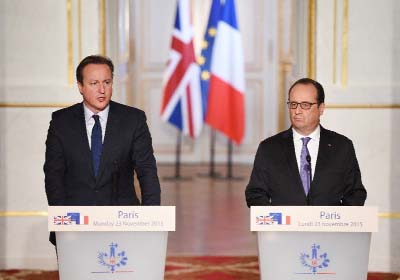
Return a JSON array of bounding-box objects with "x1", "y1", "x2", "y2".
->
[
  {"x1": 48, "y1": 206, "x2": 175, "y2": 280},
  {"x1": 251, "y1": 206, "x2": 378, "y2": 280}
]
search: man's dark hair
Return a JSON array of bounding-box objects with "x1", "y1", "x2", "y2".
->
[
  {"x1": 76, "y1": 55, "x2": 114, "y2": 84},
  {"x1": 288, "y1": 78, "x2": 325, "y2": 104}
]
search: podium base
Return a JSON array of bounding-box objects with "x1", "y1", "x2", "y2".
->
[
  {"x1": 56, "y1": 231, "x2": 168, "y2": 280},
  {"x1": 257, "y1": 231, "x2": 371, "y2": 280}
]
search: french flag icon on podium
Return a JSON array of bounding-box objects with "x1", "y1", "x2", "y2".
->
[{"x1": 67, "y1": 212, "x2": 89, "y2": 225}]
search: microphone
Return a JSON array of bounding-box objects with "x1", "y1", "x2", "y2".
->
[{"x1": 306, "y1": 155, "x2": 312, "y2": 205}]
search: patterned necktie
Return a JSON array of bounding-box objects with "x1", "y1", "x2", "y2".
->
[
  {"x1": 91, "y1": 115, "x2": 103, "y2": 177},
  {"x1": 300, "y1": 137, "x2": 312, "y2": 195}
]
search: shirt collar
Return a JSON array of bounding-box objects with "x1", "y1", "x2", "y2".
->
[
  {"x1": 83, "y1": 103, "x2": 110, "y2": 123},
  {"x1": 292, "y1": 125, "x2": 321, "y2": 142}
]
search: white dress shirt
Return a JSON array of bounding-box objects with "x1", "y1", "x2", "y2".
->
[
  {"x1": 292, "y1": 126, "x2": 320, "y2": 180},
  {"x1": 83, "y1": 104, "x2": 109, "y2": 148}
]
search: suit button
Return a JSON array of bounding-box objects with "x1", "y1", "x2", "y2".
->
[{"x1": 95, "y1": 190, "x2": 98, "y2": 193}]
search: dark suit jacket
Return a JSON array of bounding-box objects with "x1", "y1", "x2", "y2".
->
[
  {"x1": 44, "y1": 101, "x2": 161, "y2": 244},
  {"x1": 245, "y1": 126, "x2": 366, "y2": 206}
]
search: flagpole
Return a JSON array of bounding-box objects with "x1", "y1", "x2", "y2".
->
[
  {"x1": 197, "y1": 128, "x2": 222, "y2": 178},
  {"x1": 221, "y1": 138, "x2": 244, "y2": 181},
  {"x1": 175, "y1": 130, "x2": 181, "y2": 178},
  {"x1": 203, "y1": 133, "x2": 244, "y2": 181},
  {"x1": 163, "y1": 130, "x2": 191, "y2": 181},
  {"x1": 210, "y1": 129, "x2": 217, "y2": 177},
  {"x1": 197, "y1": 0, "x2": 223, "y2": 178},
  {"x1": 227, "y1": 139, "x2": 233, "y2": 178}
]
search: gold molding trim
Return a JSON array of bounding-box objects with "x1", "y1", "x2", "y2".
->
[
  {"x1": 379, "y1": 212, "x2": 400, "y2": 219},
  {"x1": 67, "y1": 0, "x2": 73, "y2": 86},
  {"x1": 78, "y1": 0, "x2": 82, "y2": 61},
  {"x1": 341, "y1": 0, "x2": 349, "y2": 86},
  {"x1": 307, "y1": 0, "x2": 316, "y2": 79},
  {"x1": 332, "y1": 0, "x2": 337, "y2": 84},
  {"x1": 99, "y1": 0, "x2": 106, "y2": 56},
  {"x1": 277, "y1": 0, "x2": 285, "y2": 132},
  {"x1": 327, "y1": 104, "x2": 400, "y2": 109},
  {"x1": 0, "y1": 211, "x2": 48, "y2": 217},
  {"x1": 0, "y1": 103, "x2": 71, "y2": 108}
]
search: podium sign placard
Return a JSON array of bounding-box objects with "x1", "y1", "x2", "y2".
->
[
  {"x1": 48, "y1": 206, "x2": 175, "y2": 231},
  {"x1": 48, "y1": 206, "x2": 175, "y2": 280},
  {"x1": 251, "y1": 206, "x2": 378, "y2": 232},
  {"x1": 251, "y1": 206, "x2": 378, "y2": 280}
]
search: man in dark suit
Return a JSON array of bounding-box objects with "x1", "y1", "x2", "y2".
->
[
  {"x1": 245, "y1": 78, "x2": 366, "y2": 206},
  {"x1": 44, "y1": 55, "x2": 161, "y2": 244}
]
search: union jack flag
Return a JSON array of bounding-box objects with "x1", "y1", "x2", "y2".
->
[
  {"x1": 256, "y1": 215, "x2": 276, "y2": 225},
  {"x1": 161, "y1": 0, "x2": 203, "y2": 138},
  {"x1": 53, "y1": 215, "x2": 72, "y2": 225}
]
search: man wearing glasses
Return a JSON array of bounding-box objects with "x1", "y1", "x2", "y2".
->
[{"x1": 245, "y1": 78, "x2": 366, "y2": 206}]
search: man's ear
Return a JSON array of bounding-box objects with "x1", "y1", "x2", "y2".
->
[
  {"x1": 319, "y1": 102, "x2": 325, "y2": 116},
  {"x1": 77, "y1": 82, "x2": 83, "y2": 95}
]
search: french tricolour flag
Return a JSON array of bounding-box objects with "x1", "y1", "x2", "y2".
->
[
  {"x1": 205, "y1": 0, "x2": 245, "y2": 144},
  {"x1": 161, "y1": 0, "x2": 203, "y2": 138}
]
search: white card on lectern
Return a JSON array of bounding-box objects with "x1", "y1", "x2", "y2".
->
[
  {"x1": 251, "y1": 206, "x2": 378, "y2": 232},
  {"x1": 48, "y1": 206, "x2": 175, "y2": 231}
]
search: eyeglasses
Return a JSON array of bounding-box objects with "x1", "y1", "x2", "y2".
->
[{"x1": 287, "y1": 101, "x2": 318, "y2": 110}]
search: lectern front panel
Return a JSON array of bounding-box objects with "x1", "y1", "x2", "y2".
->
[
  {"x1": 258, "y1": 231, "x2": 371, "y2": 280},
  {"x1": 57, "y1": 231, "x2": 168, "y2": 280}
]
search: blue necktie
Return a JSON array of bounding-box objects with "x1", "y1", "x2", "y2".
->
[
  {"x1": 300, "y1": 137, "x2": 312, "y2": 195},
  {"x1": 91, "y1": 115, "x2": 102, "y2": 177}
]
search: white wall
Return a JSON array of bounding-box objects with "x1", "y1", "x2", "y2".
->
[
  {"x1": 314, "y1": 0, "x2": 400, "y2": 271},
  {"x1": 0, "y1": 0, "x2": 99, "y2": 269}
]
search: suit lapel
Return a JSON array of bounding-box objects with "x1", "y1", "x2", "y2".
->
[
  {"x1": 72, "y1": 103, "x2": 94, "y2": 176},
  {"x1": 96, "y1": 102, "x2": 121, "y2": 183},
  {"x1": 282, "y1": 129, "x2": 305, "y2": 194},
  {"x1": 312, "y1": 126, "x2": 332, "y2": 188}
]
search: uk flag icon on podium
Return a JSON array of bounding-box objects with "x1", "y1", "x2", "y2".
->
[{"x1": 53, "y1": 212, "x2": 89, "y2": 225}]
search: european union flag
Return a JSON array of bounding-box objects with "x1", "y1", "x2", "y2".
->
[
  {"x1": 198, "y1": 0, "x2": 222, "y2": 119},
  {"x1": 269, "y1": 213, "x2": 283, "y2": 224},
  {"x1": 67, "y1": 212, "x2": 82, "y2": 224},
  {"x1": 269, "y1": 212, "x2": 291, "y2": 225}
]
